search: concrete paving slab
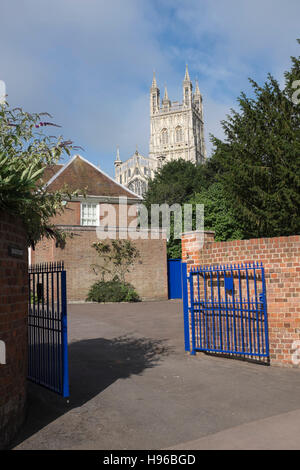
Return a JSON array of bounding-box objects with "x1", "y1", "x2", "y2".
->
[{"x1": 167, "y1": 409, "x2": 300, "y2": 450}]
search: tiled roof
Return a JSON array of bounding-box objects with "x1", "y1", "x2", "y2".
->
[
  {"x1": 45, "y1": 155, "x2": 141, "y2": 199},
  {"x1": 42, "y1": 164, "x2": 64, "y2": 184}
]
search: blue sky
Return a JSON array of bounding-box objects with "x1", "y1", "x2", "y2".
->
[{"x1": 1, "y1": 0, "x2": 299, "y2": 176}]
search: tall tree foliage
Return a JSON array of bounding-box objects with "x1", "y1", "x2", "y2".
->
[
  {"x1": 189, "y1": 183, "x2": 243, "y2": 241},
  {"x1": 144, "y1": 159, "x2": 201, "y2": 207},
  {"x1": 211, "y1": 41, "x2": 300, "y2": 238},
  {"x1": 143, "y1": 159, "x2": 211, "y2": 258}
]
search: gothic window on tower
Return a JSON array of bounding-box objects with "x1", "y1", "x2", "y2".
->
[
  {"x1": 185, "y1": 88, "x2": 189, "y2": 104},
  {"x1": 152, "y1": 95, "x2": 156, "y2": 112},
  {"x1": 175, "y1": 126, "x2": 183, "y2": 143},
  {"x1": 161, "y1": 129, "x2": 168, "y2": 146}
]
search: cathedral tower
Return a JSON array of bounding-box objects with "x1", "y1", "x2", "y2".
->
[
  {"x1": 115, "y1": 65, "x2": 207, "y2": 196},
  {"x1": 149, "y1": 65, "x2": 206, "y2": 165}
]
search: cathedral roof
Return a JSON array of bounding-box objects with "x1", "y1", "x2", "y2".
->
[{"x1": 45, "y1": 155, "x2": 141, "y2": 199}]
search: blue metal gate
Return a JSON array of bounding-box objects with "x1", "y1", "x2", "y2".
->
[
  {"x1": 182, "y1": 262, "x2": 269, "y2": 359},
  {"x1": 28, "y1": 262, "x2": 69, "y2": 397},
  {"x1": 167, "y1": 259, "x2": 182, "y2": 299}
]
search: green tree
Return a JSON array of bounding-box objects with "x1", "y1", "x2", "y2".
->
[
  {"x1": 144, "y1": 159, "x2": 201, "y2": 207},
  {"x1": 143, "y1": 158, "x2": 220, "y2": 258},
  {"x1": 211, "y1": 41, "x2": 300, "y2": 238},
  {"x1": 0, "y1": 103, "x2": 79, "y2": 246},
  {"x1": 189, "y1": 183, "x2": 243, "y2": 241}
]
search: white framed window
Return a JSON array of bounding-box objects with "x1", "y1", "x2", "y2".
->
[{"x1": 81, "y1": 202, "x2": 99, "y2": 226}]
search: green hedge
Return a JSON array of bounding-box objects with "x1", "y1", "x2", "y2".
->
[{"x1": 86, "y1": 279, "x2": 140, "y2": 303}]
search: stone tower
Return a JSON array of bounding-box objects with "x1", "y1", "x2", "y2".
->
[
  {"x1": 149, "y1": 65, "x2": 206, "y2": 164},
  {"x1": 114, "y1": 65, "x2": 207, "y2": 196}
]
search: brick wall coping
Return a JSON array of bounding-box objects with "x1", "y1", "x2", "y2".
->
[
  {"x1": 182, "y1": 230, "x2": 215, "y2": 236},
  {"x1": 56, "y1": 225, "x2": 167, "y2": 234},
  {"x1": 183, "y1": 230, "x2": 300, "y2": 244}
]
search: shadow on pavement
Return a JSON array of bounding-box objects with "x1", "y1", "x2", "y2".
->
[{"x1": 11, "y1": 334, "x2": 171, "y2": 448}]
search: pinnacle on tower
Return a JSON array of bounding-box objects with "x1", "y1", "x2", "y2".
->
[
  {"x1": 162, "y1": 84, "x2": 171, "y2": 108},
  {"x1": 151, "y1": 71, "x2": 158, "y2": 89},
  {"x1": 163, "y1": 85, "x2": 169, "y2": 100},
  {"x1": 114, "y1": 146, "x2": 122, "y2": 165},
  {"x1": 195, "y1": 79, "x2": 201, "y2": 95},
  {"x1": 184, "y1": 64, "x2": 191, "y2": 82}
]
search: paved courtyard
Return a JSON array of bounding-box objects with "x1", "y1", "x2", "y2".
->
[{"x1": 13, "y1": 300, "x2": 300, "y2": 450}]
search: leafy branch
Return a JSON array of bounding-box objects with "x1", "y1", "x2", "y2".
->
[{"x1": 91, "y1": 240, "x2": 140, "y2": 282}]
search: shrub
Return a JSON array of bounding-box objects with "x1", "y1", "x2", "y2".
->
[
  {"x1": 0, "y1": 103, "x2": 80, "y2": 247},
  {"x1": 86, "y1": 279, "x2": 140, "y2": 303}
]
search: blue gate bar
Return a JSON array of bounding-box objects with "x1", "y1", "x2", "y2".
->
[
  {"x1": 253, "y1": 264, "x2": 260, "y2": 355},
  {"x1": 61, "y1": 270, "x2": 69, "y2": 398},
  {"x1": 189, "y1": 268, "x2": 196, "y2": 355},
  {"x1": 245, "y1": 266, "x2": 253, "y2": 354},
  {"x1": 181, "y1": 262, "x2": 190, "y2": 352},
  {"x1": 261, "y1": 264, "x2": 270, "y2": 358},
  {"x1": 230, "y1": 266, "x2": 237, "y2": 352}
]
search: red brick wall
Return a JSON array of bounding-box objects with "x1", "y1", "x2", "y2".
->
[
  {"x1": 31, "y1": 227, "x2": 168, "y2": 301},
  {"x1": 52, "y1": 201, "x2": 80, "y2": 225},
  {"x1": 182, "y1": 231, "x2": 300, "y2": 367},
  {"x1": 0, "y1": 212, "x2": 28, "y2": 448}
]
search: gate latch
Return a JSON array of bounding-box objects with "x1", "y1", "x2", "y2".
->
[{"x1": 225, "y1": 276, "x2": 234, "y2": 293}]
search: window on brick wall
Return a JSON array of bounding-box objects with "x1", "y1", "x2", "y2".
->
[{"x1": 81, "y1": 203, "x2": 99, "y2": 226}]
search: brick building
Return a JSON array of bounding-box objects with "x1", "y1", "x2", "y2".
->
[{"x1": 31, "y1": 155, "x2": 168, "y2": 301}]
